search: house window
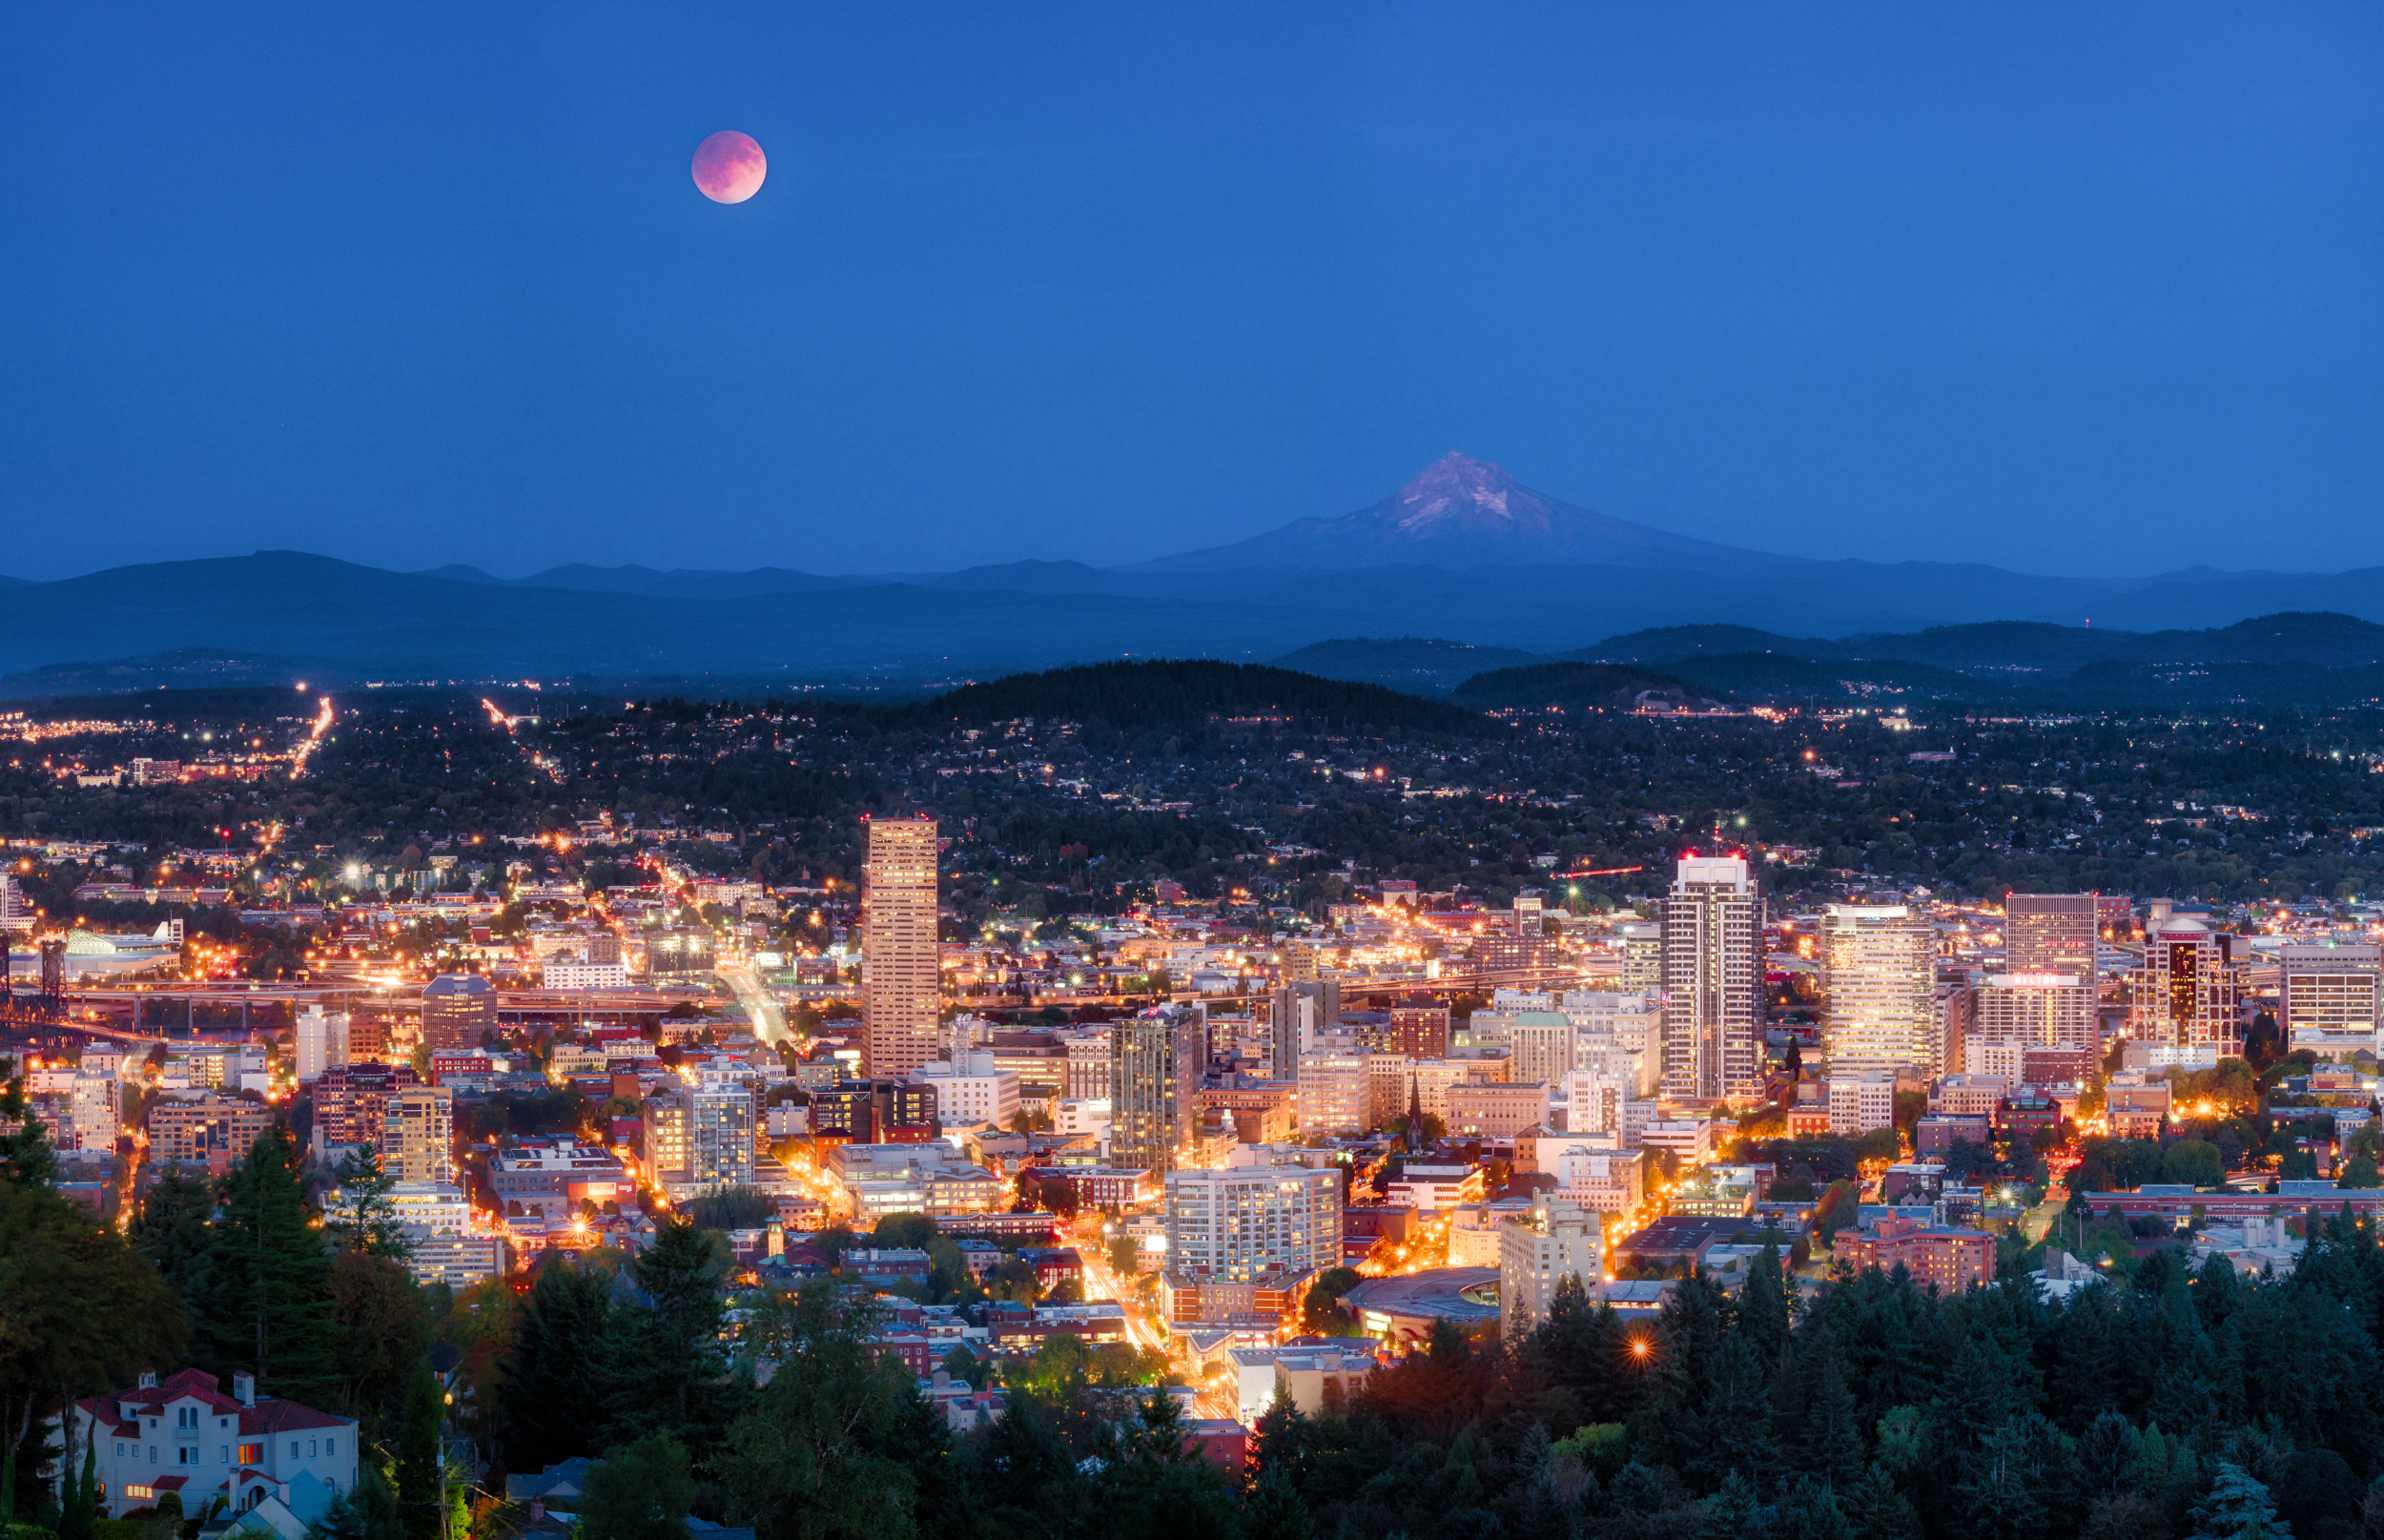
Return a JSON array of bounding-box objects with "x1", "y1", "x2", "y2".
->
[
  {"x1": 178, "y1": 1448, "x2": 195, "y2": 1465},
  {"x1": 220, "y1": 1448, "x2": 229, "y2": 1464},
  {"x1": 237, "y1": 1444, "x2": 262, "y2": 1466},
  {"x1": 114, "y1": 1444, "x2": 124, "y2": 1458},
  {"x1": 149, "y1": 1448, "x2": 157, "y2": 1463},
  {"x1": 309, "y1": 1440, "x2": 319, "y2": 1457},
  {"x1": 324, "y1": 1439, "x2": 336, "y2": 1456},
  {"x1": 289, "y1": 1442, "x2": 298, "y2": 1459}
]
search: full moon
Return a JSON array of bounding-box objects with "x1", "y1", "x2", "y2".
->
[{"x1": 691, "y1": 131, "x2": 766, "y2": 203}]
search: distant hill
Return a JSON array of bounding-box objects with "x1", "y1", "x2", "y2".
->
[
  {"x1": 910, "y1": 659, "x2": 1490, "y2": 735},
  {"x1": 1448, "y1": 661, "x2": 1707, "y2": 712},
  {"x1": 1272, "y1": 637, "x2": 1551, "y2": 695}
]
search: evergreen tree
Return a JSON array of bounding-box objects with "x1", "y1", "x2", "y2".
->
[
  {"x1": 0, "y1": 1057, "x2": 58, "y2": 1188},
  {"x1": 1707, "y1": 1468, "x2": 1758, "y2": 1540},
  {"x1": 1808, "y1": 1351, "x2": 1866, "y2": 1489},
  {"x1": 129, "y1": 1168, "x2": 217, "y2": 1324},
  {"x1": 1241, "y1": 1467, "x2": 1312, "y2": 1540},
  {"x1": 614, "y1": 1219, "x2": 732, "y2": 1448},
  {"x1": 1790, "y1": 1472, "x2": 1858, "y2": 1540},
  {"x1": 578, "y1": 1433, "x2": 695, "y2": 1540},
  {"x1": 2188, "y1": 1459, "x2": 2290, "y2": 1540},
  {"x1": 327, "y1": 1146, "x2": 410, "y2": 1260},
  {"x1": 1738, "y1": 1238, "x2": 1791, "y2": 1365},
  {"x1": 1844, "y1": 1464, "x2": 1921, "y2": 1540},
  {"x1": 58, "y1": 1441, "x2": 97, "y2": 1540},
  {"x1": 202, "y1": 1119, "x2": 339, "y2": 1407},
  {"x1": 497, "y1": 1255, "x2": 627, "y2": 1472},
  {"x1": 330, "y1": 1249, "x2": 430, "y2": 1426},
  {"x1": 394, "y1": 1367, "x2": 444, "y2": 1540}
]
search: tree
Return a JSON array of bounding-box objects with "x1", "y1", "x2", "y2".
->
[
  {"x1": 619, "y1": 1219, "x2": 733, "y2": 1443},
  {"x1": 0, "y1": 1179, "x2": 187, "y2": 1523},
  {"x1": 129, "y1": 1169, "x2": 216, "y2": 1313},
  {"x1": 0, "y1": 1057, "x2": 58, "y2": 1189},
  {"x1": 2163, "y1": 1140, "x2": 2224, "y2": 1190},
  {"x1": 394, "y1": 1367, "x2": 444, "y2": 1540},
  {"x1": 578, "y1": 1433, "x2": 695, "y2": 1540},
  {"x1": 1299, "y1": 1267, "x2": 1363, "y2": 1336},
  {"x1": 712, "y1": 1280, "x2": 948, "y2": 1540},
  {"x1": 311, "y1": 1460, "x2": 404, "y2": 1540},
  {"x1": 1241, "y1": 1467, "x2": 1312, "y2": 1540},
  {"x1": 2337, "y1": 1154, "x2": 2381, "y2": 1189},
  {"x1": 329, "y1": 1249, "x2": 430, "y2": 1424},
  {"x1": 2187, "y1": 1458, "x2": 2287, "y2": 1540},
  {"x1": 200, "y1": 1119, "x2": 339, "y2": 1408},
  {"x1": 497, "y1": 1255, "x2": 627, "y2": 1472},
  {"x1": 1109, "y1": 1231, "x2": 1140, "y2": 1278},
  {"x1": 327, "y1": 1146, "x2": 410, "y2": 1260}
]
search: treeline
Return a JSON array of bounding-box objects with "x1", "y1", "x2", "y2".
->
[{"x1": 483, "y1": 1215, "x2": 2384, "y2": 1540}]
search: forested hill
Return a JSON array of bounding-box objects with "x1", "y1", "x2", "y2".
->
[
  {"x1": 1449, "y1": 661, "x2": 1708, "y2": 712},
  {"x1": 907, "y1": 659, "x2": 1491, "y2": 735}
]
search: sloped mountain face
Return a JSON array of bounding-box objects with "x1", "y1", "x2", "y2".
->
[{"x1": 1137, "y1": 451, "x2": 1765, "y2": 572}]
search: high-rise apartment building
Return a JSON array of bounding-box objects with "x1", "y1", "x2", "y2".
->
[
  {"x1": 2280, "y1": 942, "x2": 2383, "y2": 1056},
  {"x1": 1658, "y1": 855, "x2": 1763, "y2": 1101},
  {"x1": 1385, "y1": 998, "x2": 1451, "y2": 1059},
  {"x1": 381, "y1": 1086, "x2": 454, "y2": 1183},
  {"x1": 2004, "y1": 893, "x2": 2098, "y2": 977},
  {"x1": 1163, "y1": 1162, "x2": 1342, "y2": 1284},
  {"x1": 1111, "y1": 1005, "x2": 1202, "y2": 1172},
  {"x1": 862, "y1": 815, "x2": 941, "y2": 1079},
  {"x1": 1267, "y1": 981, "x2": 1340, "y2": 1079},
  {"x1": 644, "y1": 1081, "x2": 757, "y2": 1193},
  {"x1": 296, "y1": 1007, "x2": 349, "y2": 1083},
  {"x1": 1295, "y1": 1048, "x2": 1365, "y2": 1137},
  {"x1": 2133, "y1": 912, "x2": 2245, "y2": 1057},
  {"x1": 1820, "y1": 904, "x2": 1937, "y2": 1078}
]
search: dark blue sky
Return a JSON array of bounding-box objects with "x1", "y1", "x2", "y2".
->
[{"x1": 5, "y1": 4, "x2": 2380, "y2": 580}]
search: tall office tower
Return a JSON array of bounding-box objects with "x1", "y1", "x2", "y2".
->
[
  {"x1": 420, "y1": 974, "x2": 496, "y2": 1050},
  {"x1": 1511, "y1": 891, "x2": 1547, "y2": 936},
  {"x1": 295, "y1": 1006, "x2": 350, "y2": 1083},
  {"x1": 1111, "y1": 1004, "x2": 1202, "y2": 1173},
  {"x1": 643, "y1": 1082, "x2": 758, "y2": 1192},
  {"x1": 0, "y1": 873, "x2": 31, "y2": 934},
  {"x1": 1267, "y1": 980, "x2": 1340, "y2": 1078},
  {"x1": 381, "y1": 1086, "x2": 455, "y2": 1183},
  {"x1": 1163, "y1": 1162, "x2": 1342, "y2": 1284},
  {"x1": 1386, "y1": 998, "x2": 1451, "y2": 1058},
  {"x1": 2281, "y1": 942, "x2": 2384, "y2": 1057},
  {"x1": 862, "y1": 814, "x2": 941, "y2": 1079},
  {"x1": 1617, "y1": 923, "x2": 1662, "y2": 994},
  {"x1": 2133, "y1": 913, "x2": 2245, "y2": 1057},
  {"x1": 1295, "y1": 1048, "x2": 1366, "y2": 1136},
  {"x1": 1658, "y1": 855, "x2": 1764, "y2": 1101},
  {"x1": 2004, "y1": 893, "x2": 2099, "y2": 977},
  {"x1": 1821, "y1": 905, "x2": 1937, "y2": 1077}
]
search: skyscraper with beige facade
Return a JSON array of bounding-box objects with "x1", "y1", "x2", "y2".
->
[{"x1": 863, "y1": 815, "x2": 941, "y2": 1078}]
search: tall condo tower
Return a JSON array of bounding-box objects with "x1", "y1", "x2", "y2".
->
[
  {"x1": 862, "y1": 814, "x2": 941, "y2": 1078},
  {"x1": 1658, "y1": 853, "x2": 1764, "y2": 1101}
]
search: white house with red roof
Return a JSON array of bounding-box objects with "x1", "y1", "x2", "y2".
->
[{"x1": 62, "y1": 1367, "x2": 358, "y2": 1522}]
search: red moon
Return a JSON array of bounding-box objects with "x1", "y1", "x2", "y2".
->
[{"x1": 692, "y1": 131, "x2": 766, "y2": 203}]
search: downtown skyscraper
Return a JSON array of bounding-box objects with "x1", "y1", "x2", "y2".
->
[
  {"x1": 1819, "y1": 903, "x2": 1937, "y2": 1078},
  {"x1": 1658, "y1": 853, "x2": 1764, "y2": 1101},
  {"x1": 862, "y1": 814, "x2": 941, "y2": 1078}
]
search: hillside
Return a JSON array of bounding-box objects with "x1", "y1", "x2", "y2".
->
[
  {"x1": 1448, "y1": 661, "x2": 1706, "y2": 713},
  {"x1": 1272, "y1": 637, "x2": 1550, "y2": 695},
  {"x1": 908, "y1": 659, "x2": 1491, "y2": 735}
]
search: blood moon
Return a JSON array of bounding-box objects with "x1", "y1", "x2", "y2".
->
[{"x1": 691, "y1": 132, "x2": 766, "y2": 203}]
